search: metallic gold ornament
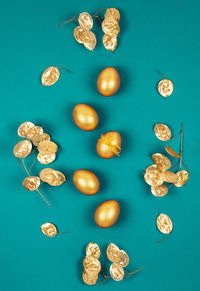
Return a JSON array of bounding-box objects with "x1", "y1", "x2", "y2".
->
[
  {"x1": 13, "y1": 140, "x2": 32, "y2": 158},
  {"x1": 78, "y1": 12, "x2": 93, "y2": 30},
  {"x1": 157, "y1": 79, "x2": 174, "y2": 97},
  {"x1": 119, "y1": 250, "x2": 129, "y2": 267},
  {"x1": 73, "y1": 104, "x2": 99, "y2": 131},
  {"x1": 156, "y1": 213, "x2": 173, "y2": 234},
  {"x1": 102, "y1": 17, "x2": 120, "y2": 37},
  {"x1": 17, "y1": 122, "x2": 35, "y2": 138},
  {"x1": 82, "y1": 31, "x2": 97, "y2": 50},
  {"x1": 97, "y1": 67, "x2": 120, "y2": 96},
  {"x1": 73, "y1": 26, "x2": 86, "y2": 43},
  {"x1": 41, "y1": 222, "x2": 58, "y2": 237},
  {"x1": 37, "y1": 140, "x2": 58, "y2": 155},
  {"x1": 86, "y1": 242, "x2": 101, "y2": 259},
  {"x1": 73, "y1": 169, "x2": 100, "y2": 195},
  {"x1": 105, "y1": 8, "x2": 120, "y2": 23},
  {"x1": 26, "y1": 126, "x2": 43, "y2": 140},
  {"x1": 110, "y1": 262, "x2": 124, "y2": 281},
  {"x1": 39, "y1": 168, "x2": 66, "y2": 186},
  {"x1": 106, "y1": 243, "x2": 121, "y2": 263},
  {"x1": 41, "y1": 66, "x2": 60, "y2": 86},
  {"x1": 32, "y1": 133, "x2": 50, "y2": 146},
  {"x1": 82, "y1": 270, "x2": 98, "y2": 285},
  {"x1": 154, "y1": 124, "x2": 172, "y2": 141},
  {"x1": 151, "y1": 153, "x2": 171, "y2": 171},
  {"x1": 94, "y1": 200, "x2": 120, "y2": 228},
  {"x1": 174, "y1": 170, "x2": 189, "y2": 187},
  {"x1": 144, "y1": 168, "x2": 163, "y2": 186},
  {"x1": 165, "y1": 145, "x2": 180, "y2": 158},
  {"x1": 161, "y1": 171, "x2": 177, "y2": 184},
  {"x1": 23, "y1": 176, "x2": 40, "y2": 191},
  {"x1": 83, "y1": 256, "x2": 101, "y2": 276},
  {"x1": 37, "y1": 152, "x2": 56, "y2": 164},
  {"x1": 151, "y1": 185, "x2": 168, "y2": 197},
  {"x1": 96, "y1": 131, "x2": 121, "y2": 159},
  {"x1": 103, "y1": 34, "x2": 117, "y2": 51}
]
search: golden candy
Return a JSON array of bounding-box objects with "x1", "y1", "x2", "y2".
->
[
  {"x1": 144, "y1": 169, "x2": 163, "y2": 186},
  {"x1": 82, "y1": 270, "x2": 98, "y2": 285},
  {"x1": 161, "y1": 171, "x2": 177, "y2": 184},
  {"x1": 41, "y1": 66, "x2": 60, "y2": 86},
  {"x1": 165, "y1": 145, "x2": 180, "y2": 158},
  {"x1": 110, "y1": 262, "x2": 124, "y2": 281},
  {"x1": 73, "y1": 104, "x2": 99, "y2": 131},
  {"x1": 39, "y1": 168, "x2": 66, "y2": 186},
  {"x1": 26, "y1": 126, "x2": 43, "y2": 140},
  {"x1": 105, "y1": 8, "x2": 120, "y2": 23},
  {"x1": 86, "y1": 243, "x2": 101, "y2": 259},
  {"x1": 94, "y1": 200, "x2": 120, "y2": 228},
  {"x1": 13, "y1": 140, "x2": 32, "y2": 158},
  {"x1": 151, "y1": 185, "x2": 168, "y2": 197},
  {"x1": 151, "y1": 153, "x2": 171, "y2": 170},
  {"x1": 78, "y1": 12, "x2": 93, "y2": 30},
  {"x1": 73, "y1": 169, "x2": 100, "y2": 195},
  {"x1": 37, "y1": 140, "x2": 58, "y2": 155},
  {"x1": 32, "y1": 133, "x2": 50, "y2": 146},
  {"x1": 97, "y1": 67, "x2": 120, "y2": 97},
  {"x1": 41, "y1": 223, "x2": 58, "y2": 237},
  {"x1": 83, "y1": 256, "x2": 101, "y2": 276},
  {"x1": 23, "y1": 176, "x2": 40, "y2": 191},
  {"x1": 73, "y1": 26, "x2": 86, "y2": 43},
  {"x1": 102, "y1": 17, "x2": 120, "y2": 37},
  {"x1": 174, "y1": 170, "x2": 189, "y2": 187},
  {"x1": 158, "y1": 79, "x2": 174, "y2": 97},
  {"x1": 154, "y1": 124, "x2": 171, "y2": 141},
  {"x1": 106, "y1": 243, "x2": 121, "y2": 263},
  {"x1": 17, "y1": 122, "x2": 35, "y2": 138},
  {"x1": 102, "y1": 34, "x2": 117, "y2": 51},
  {"x1": 82, "y1": 30, "x2": 97, "y2": 50},
  {"x1": 37, "y1": 153, "x2": 56, "y2": 164},
  {"x1": 96, "y1": 131, "x2": 121, "y2": 159},
  {"x1": 119, "y1": 250, "x2": 129, "y2": 267},
  {"x1": 156, "y1": 213, "x2": 173, "y2": 234}
]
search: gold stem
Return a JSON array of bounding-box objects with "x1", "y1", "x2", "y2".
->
[
  {"x1": 170, "y1": 130, "x2": 181, "y2": 141},
  {"x1": 58, "y1": 17, "x2": 78, "y2": 28},
  {"x1": 180, "y1": 123, "x2": 183, "y2": 170},
  {"x1": 156, "y1": 234, "x2": 169, "y2": 243},
  {"x1": 58, "y1": 231, "x2": 71, "y2": 235},
  {"x1": 36, "y1": 189, "x2": 51, "y2": 207},
  {"x1": 22, "y1": 158, "x2": 30, "y2": 176},
  {"x1": 29, "y1": 157, "x2": 37, "y2": 171},
  {"x1": 94, "y1": 7, "x2": 107, "y2": 16},
  {"x1": 125, "y1": 267, "x2": 144, "y2": 277}
]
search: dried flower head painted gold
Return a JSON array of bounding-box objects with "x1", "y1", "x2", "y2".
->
[
  {"x1": 102, "y1": 8, "x2": 120, "y2": 51},
  {"x1": 13, "y1": 121, "x2": 66, "y2": 206}
]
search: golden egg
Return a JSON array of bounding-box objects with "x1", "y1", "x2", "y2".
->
[
  {"x1": 73, "y1": 104, "x2": 99, "y2": 131},
  {"x1": 73, "y1": 169, "x2": 100, "y2": 195},
  {"x1": 94, "y1": 200, "x2": 120, "y2": 228},
  {"x1": 97, "y1": 67, "x2": 120, "y2": 97},
  {"x1": 96, "y1": 131, "x2": 121, "y2": 159}
]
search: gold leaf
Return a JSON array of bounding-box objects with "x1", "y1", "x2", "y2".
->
[
  {"x1": 32, "y1": 133, "x2": 50, "y2": 146},
  {"x1": 41, "y1": 66, "x2": 60, "y2": 86},
  {"x1": 37, "y1": 153, "x2": 56, "y2": 165},
  {"x1": 103, "y1": 34, "x2": 117, "y2": 51},
  {"x1": 41, "y1": 222, "x2": 57, "y2": 237},
  {"x1": 105, "y1": 8, "x2": 120, "y2": 22},
  {"x1": 110, "y1": 262, "x2": 124, "y2": 281},
  {"x1": 83, "y1": 256, "x2": 101, "y2": 276},
  {"x1": 23, "y1": 176, "x2": 40, "y2": 191},
  {"x1": 17, "y1": 122, "x2": 35, "y2": 138},
  {"x1": 119, "y1": 250, "x2": 129, "y2": 267},
  {"x1": 154, "y1": 124, "x2": 171, "y2": 141},
  {"x1": 13, "y1": 140, "x2": 32, "y2": 158},
  {"x1": 39, "y1": 168, "x2": 66, "y2": 186},
  {"x1": 86, "y1": 242, "x2": 101, "y2": 259},
  {"x1": 106, "y1": 243, "x2": 121, "y2": 263},
  {"x1": 26, "y1": 126, "x2": 43, "y2": 140},
  {"x1": 78, "y1": 12, "x2": 93, "y2": 30},
  {"x1": 144, "y1": 169, "x2": 163, "y2": 186},
  {"x1": 151, "y1": 153, "x2": 171, "y2": 171},
  {"x1": 82, "y1": 31, "x2": 97, "y2": 50},
  {"x1": 161, "y1": 171, "x2": 177, "y2": 184},
  {"x1": 37, "y1": 140, "x2": 58, "y2": 155},
  {"x1": 165, "y1": 145, "x2": 180, "y2": 158},
  {"x1": 73, "y1": 26, "x2": 86, "y2": 44},
  {"x1": 174, "y1": 170, "x2": 189, "y2": 187},
  {"x1": 82, "y1": 270, "x2": 98, "y2": 285},
  {"x1": 156, "y1": 213, "x2": 173, "y2": 234},
  {"x1": 151, "y1": 185, "x2": 168, "y2": 197},
  {"x1": 157, "y1": 79, "x2": 174, "y2": 97},
  {"x1": 102, "y1": 17, "x2": 120, "y2": 37}
]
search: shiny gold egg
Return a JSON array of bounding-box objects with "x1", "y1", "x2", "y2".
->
[
  {"x1": 97, "y1": 67, "x2": 120, "y2": 97},
  {"x1": 94, "y1": 200, "x2": 120, "y2": 228},
  {"x1": 73, "y1": 169, "x2": 100, "y2": 195},
  {"x1": 73, "y1": 104, "x2": 99, "y2": 131},
  {"x1": 96, "y1": 131, "x2": 121, "y2": 159}
]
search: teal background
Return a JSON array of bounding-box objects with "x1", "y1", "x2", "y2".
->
[{"x1": 0, "y1": 0, "x2": 199, "y2": 290}]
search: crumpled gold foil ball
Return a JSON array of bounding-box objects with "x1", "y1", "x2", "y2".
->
[
  {"x1": 18, "y1": 122, "x2": 35, "y2": 138},
  {"x1": 86, "y1": 242, "x2": 101, "y2": 259},
  {"x1": 106, "y1": 243, "x2": 121, "y2": 263},
  {"x1": 13, "y1": 140, "x2": 32, "y2": 158},
  {"x1": 41, "y1": 222, "x2": 58, "y2": 237},
  {"x1": 83, "y1": 256, "x2": 101, "y2": 276},
  {"x1": 26, "y1": 126, "x2": 43, "y2": 140},
  {"x1": 156, "y1": 213, "x2": 173, "y2": 234},
  {"x1": 110, "y1": 262, "x2": 124, "y2": 281},
  {"x1": 151, "y1": 184, "x2": 168, "y2": 197},
  {"x1": 82, "y1": 30, "x2": 97, "y2": 50},
  {"x1": 37, "y1": 140, "x2": 58, "y2": 155},
  {"x1": 82, "y1": 270, "x2": 98, "y2": 285},
  {"x1": 23, "y1": 176, "x2": 40, "y2": 191},
  {"x1": 73, "y1": 26, "x2": 86, "y2": 43},
  {"x1": 119, "y1": 250, "x2": 129, "y2": 267},
  {"x1": 151, "y1": 153, "x2": 171, "y2": 171},
  {"x1": 105, "y1": 8, "x2": 120, "y2": 23},
  {"x1": 174, "y1": 170, "x2": 189, "y2": 187},
  {"x1": 37, "y1": 153, "x2": 56, "y2": 165},
  {"x1": 144, "y1": 168, "x2": 163, "y2": 187},
  {"x1": 157, "y1": 79, "x2": 174, "y2": 97},
  {"x1": 103, "y1": 34, "x2": 117, "y2": 51},
  {"x1": 41, "y1": 66, "x2": 60, "y2": 86},
  {"x1": 96, "y1": 131, "x2": 121, "y2": 159},
  {"x1": 32, "y1": 133, "x2": 50, "y2": 146},
  {"x1": 78, "y1": 12, "x2": 93, "y2": 30},
  {"x1": 154, "y1": 124, "x2": 172, "y2": 141},
  {"x1": 39, "y1": 168, "x2": 66, "y2": 186},
  {"x1": 102, "y1": 17, "x2": 120, "y2": 37}
]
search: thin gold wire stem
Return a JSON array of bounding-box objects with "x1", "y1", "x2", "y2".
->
[
  {"x1": 22, "y1": 158, "x2": 30, "y2": 176},
  {"x1": 182, "y1": 160, "x2": 189, "y2": 173},
  {"x1": 180, "y1": 123, "x2": 183, "y2": 170},
  {"x1": 94, "y1": 8, "x2": 107, "y2": 16},
  {"x1": 170, "y1": 130, "x2": 181, "y2": 141},
  {"x1": 29, "y1": 157, "x2": 37, "y2": 172},
  {"x1": 125, "y1": 266, "x2": 144, "y2": 277},
  {"x1": 58, "y1": 17, "x2": 78, "y2": 28},
  {"x1": 156, "y1": 234, "x2": 169, "y2": 243},
  {"x1": 58, "y1": 231, "x2": 71, "y2": 235}
]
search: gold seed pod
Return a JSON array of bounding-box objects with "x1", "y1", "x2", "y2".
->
[
  {"x1": 151, "y1": 185, "x2": 168, "y2": 197},
  {"x1": 103, "y1": 34, "x2": 117, "y2": 51},
  {"x1": 151, "y1": 153, "x2": 171, "y2": 171},
  {"x1": 110, "y1": 262, "x2": 124, "y2": 281},
  {"x1": 156, "y1": 213, "x2": 173, "y2": 234},
  {"x1": 96, "y1": 131, "x2": 121, "y2": 159},
  {"x1": 13, "y1": 140, "x2": 32, "y2": 158},
  {"x1": 37, "y1": 153, "x2": 56, "y2": 164},
  {"x1": 174, "y1": 170, "x2": 189, "y2": 187},
  {"x1": 165, "y1": 146, "x2": 180, "y2": 158},
  {"x1": 145, "y1": 164, "x2": 158, "y2": 172},
  {"x1": 86, "y1": 243, "x2": 101, "y2": 259},
  {"x1": 37, "y1": 140, "x2": 58, "y2": 155},
  {"x1": 32, "y1": 133, "x2": 50, "y2": 146},
  {"x1": 106, "y1": 243, "x2": 121, "y2": 263},
  {"x1": 78, "y1": 12, "x2": 93, "y2": 30},
  {"x1": 23, "y1": 176, "x2": 40, "y2": 191},
  {"x1": 41, "y1": 66, "x2": 60, "y2": 86},
  {"x1": 154, "y1": 124, "x2": 172, "y2": 141},
  {"x1": 73, "y1": 170, "x2": 100, "y2": 195},
  {"x1": 41, "y1": 222, "x2": 58, "y2": 237},
  {"x1": 73, "y1": 104, "x2": 99, "y2": 131},
  {"x1": 97, "y1": 67, "x2": 120, "y2": 97},
  {"x1": 94, "y1": 200, "x2": 120, "y2": 228},
  {"x1": 102, "y1": 17, "x2": 120, "y2": 37},
  {"x1": 82, "y1": 270, "x2": 98, "y2": 285},
  {"x1": 26, "y1": 126, "x2": 43, "y2": 140},
  {"x1": 119, "y1": 250, "x2": 129, "y2": 267},
  {"x1": 39, "y1": 168, "x2": 66, "y2": 186},
  {"x1": 105, "y1": 8, "x2": 120, "y2": 22},
  {"x1": 17, "y1": 122, "x2": 35, "y2": 138},
  {"x1": 82, "y1": 31, "x2": 97, "y2": 50},
  {"x1": 161, "y1": 171, "x2": 177, "y2": 184},
  {"x1": 157, "y1": 79, "x2": 174, "y2": 97},
  {"x1": 144, "y1": 169, "x2": 163, "y2": 186},
  {"x1": 83, "y1": 256, "x2": 101, "y2": 276},
  {"x1": 73, "y1": 26, "x2": 86, "y2": 43}
]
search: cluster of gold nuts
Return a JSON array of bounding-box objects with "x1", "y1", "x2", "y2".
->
[
  {"x1": 13, "y1": 121, "x2": 66, "y2": 206},
  {"x1": 102, "y1": 8, "x2": 120, "y2": 51},
  {"x1": 144, "y1": 123, "x2": 189, "y2": 197},
  {"x1": 82, "y1": 242, "x2": 142, "y2": 285}
]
